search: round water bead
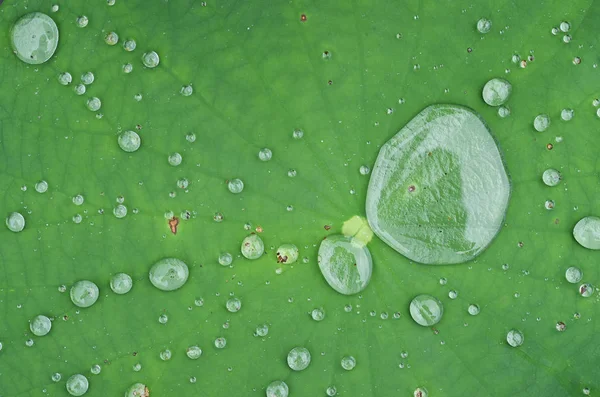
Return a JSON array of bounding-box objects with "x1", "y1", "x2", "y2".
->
[
  {"x1": 544, "y1": 200, "x2": 555, "y2": 210},
  {"x1": 76, "y1": 16, "x2": 89, "y2": 28},
  {"x1": 410, "y1": 294, "x2": 443, "y2": 326},
  {"x1": 58, "y1": 72, "x2": 73, "y2": 85},
  {"x1": 258, "y1": 148, "x2": 272, "y2": 161},
  {"x1": 287, "y1": 169, "x2": 297, "y2": 177},
  {"x1": 311, "y1": 308, "x2": 325, "y2": 321},
  {"x1": 292, "y1": 128, "x2": 304, "y2": 139},
  {"x1": 90, "y1": 364, "x2": 101, "y2": 375},
  {"x1": 132, "y1": 363, "x2": 142, "y2": 372},
  {"x1": 498, "y1": 106, "x2": 510, "y2": 118},
  {"x1": 561, "y1": 108, "x2": 574, "y2": 121},
  {"x1": 218, "y1": 252, "x2": 233, "y2": 266},
  {"x1": 118, "y1": 130, "x2": 141, "y2": 152},
  {"x1": 506, "y1": 329, "x2": 524, "y2": 347},
  {"x1": 359, "y1": 165, "x2": 371, "y2": 175},
  {"x1": 287, "y1": 346, "x2": 311, "y2": 371},
  {"x1": 66, "y1": 374, "x2": 89, "y2": 396},
  {"x1": 318, "y1": 235, "x2": 372, "y2": 295},
  {"x1": 25, "y1": 339, "x2": 34, "y2": 347},
  {"x1": 186, "y1": 346, "x2": 202, "y2": 359},
  {"x1": 326, "y1": 386, "x2": 337, "y2": 396},
  {"x1": 35, "y1": 180, "x2": 48, "y2": 193},
  {"x1": 414, "y1": 387, "x2": 429, "y2": 397},
  {"x1": 168, "y1": 153, "x2": 182, "y2": 166},
  {"x1": 70, "y1": 280, "x2": 99, "y2": 308},
  {"x1": 142, "y1": 51, "x2": 160, "y2": 68},
  {"x1": 266, "y1": 380, "x2": 289, "y2": 397},
  {"x1": 126, "y1": 383, "x2": 149, "y2": 397},
  {"x1": 476, "y1": 18, "x2": 492, "y2": 34},
  {"x1": 214, "y1": 337, "x2": 227, "y2": 348},
  {"x1": 563, "y1": 34, "x2": 572, "y2": 43},
  {"x1": 81, "y1": 72, "x2": 94, "y2": 85},
  {"x1": 565, "y1": 266, "x2": 583, "y2": 283},
  {"x1": 241, "y1": 234, "x2": 264, "y2": 260},
  {"x1": 560, "y1": 21, "x2": 571, "y2": 32},
  {"x1": 573, "y1": 217, "x2": 600, "y2": 250},
  {"x1": 556, "y1": 321, "x2": 566, "y2": 332},
  {"x1": 276, "y1": 243, "x2": 299, "y2": 264},
  {"x1": 73, "y1": 214, "x2": 83, "y2": 224},
  {"x1": 30, "y1": 315, "x2": 52, "y2": 336},
  {"x1": 542, "y1": 169, "x2": 561, "y2": 187},
  {"x1": 104, "y1": 31, "x2": 118, "y2": 45},
  {"x1": 482, "y1": 78, "x2": 512, "y2": 106},
  {"x1": 181, "y1": 85, "x2": 193, "y2": 96},
  {"x1": 255, "y1": 324, "x2": 269, "y2": 337},
  {"x1": 6, "y1": 212, "x2": 25, "y2": 232},
  {"x1": 74, "y1": 84, "x2": 86, "y2": 95},
  {"x1": 228, "y1": 178, "x2": 244, "y2": 193},
  {"x1": 468, "y1": 304, "x2": 480, "y2": 315},
  {"x1": 123, "y1": 39, "x2": 136, "y2": 52},
  {"x1": 72, "y1": 194, "x2": 84, "y2": 205},
  {"x1": 86, "y1": 97, "x2": 101, "y2": 112},
  {"x1": 52, "y1": 373, "x2": 62, "y2": 382},
  {"x1": 186, "y1": 132, "x2": 196, "y2": 142},
  {"x1": 448, "y1": 290, "x2": 458, "y2": 299},
  {"x1": 159, "y1": 349, "x2": 171, "y2": 360},
  {"x1": 110, "y1": 273, "x2": 133, "y2": 294},
  {"x1": 11, "y1": 13, "x2": 59, "y2": 64},
  {"x1": 579, "y1": 283, "x2": 594, "y2": 297},
  {"x1": 113, "y1": 204, "x2": 127, "y2": 218},
  {"x1": 226, "y1": 297, "x2": 242, "y2": 312},
  {"x1": 123, "y1": 63, "x2": 133, "y2": 73},
  {"x1": 341, "y1": 355, "x2": 356, "y2": 370},
  {"x1": 533, "y1": 114, "x2": 550, "y2": 132},
  {"x1": 158, "y1": 314, "x2": 168, "y2": 324},
  {"x1": 149, "y1": 258, "x2": 189, "y2": 291}
]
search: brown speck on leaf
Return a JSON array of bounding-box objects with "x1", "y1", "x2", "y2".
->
[
  {"x1": 277, "y1": 253, "x2": 288, "y2": 263},
  {"x1": 300, "y1": 14, "x2": 307, "y2": 21},
  {"x1": 408, "y1": 185, "x2": 416, "y2": 192},
  {"x1": 324, "y1": 225, "x2": 331, "y2": 231},
  {"x1": 256, "y1": 226, "x2": 263, "y2": 233},
  {"x1": 554, "y1": 218, "x2": 560, "y2": 224},
  {"x1": 169, "y1": 217, "x2": 179, "y2": 234},
  {"x1": 546, "y1": 143, "x2": 553, "y2": 150},
  {"x1": 432, "y1": 327, "x2": 439, "y2": 335}
]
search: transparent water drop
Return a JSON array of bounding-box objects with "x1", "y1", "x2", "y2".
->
[
  {"x1": 123, "y1": 39, "x2": 136, "y2": 52},
  {"x1": 6, "y1": 212, "x2": 25, "y2": 232},
  {"x1": 228, "y1": 178, "x2": 244, "y2": 194},
  {"x1": 194, "y1": 298, "x2": 204, "y2": 307},
  {"x1": 534, "y1": 114, "x2": 551, "y2": 132},
  {"x1": 11, "y1": 13, "x2": 59, "y2": 64},
  {"x1": 110, "y1": 273, "x2": 132, "y2": 294},
  {"x1": 573, "y1": 217, "x2": 600, "y2": 249},
  {"x1": 214, "y1": 337, "x2": 227, "y2": 349},
  {"x1": 565, "y1": 267, "x2": 583, "y2": 283},
  {"x1": 52, "y1": 373, "x2": 62, "y2": 382},
  {"x1": 177, "y1": 178, "x2": 189, "y2": 189},
  {"x1": 157, "y1": 313, "x2": 168, "y2": 324},
  {"x1": 556, "y1": 321, "x2": 566, "y2": 332},
  {"x1": 414, "y1": 387, "x2": 429, "y2": 397},
  {"x1": 258, "y1": 148, "x2": 272, "y2": 161},
  {"x1": 579, "y1": 283, "x2": 594, "y2": 297},
  {"x1": 159, "y1": 349, "x2": 172, "y2": 360},
  {"x1": 292, "y1": 128, "x2": 304, "y2": 139},
  {"x1": 70, "y1": 280, "x2": 99, "y2": 308},
  {"x1": 560, "y1": 21, "x2": 571, "y2": 32},
  {"x1": 468, "y1": 304, "x2": 480, "y2": 315},
  {"x1": 226, "y1": 297, "x2": 242, "y2": 313},
  {"x1": 326, "y1": 386, "x2": 337, "y2": 396},
  {"x1": 118, "y1": 130, "x2": 141, "y2": 152},
  {"x1": 583, "y1": 388, "x2": 591, "y2": 395},
  {"x1": 72, "y1": 214, "x2": 83, "y2": 224},
  {"x1": 142, "y1": 51, "x2": 160, "y2": 68},
  {"x1": 30, "y1": 315, "x2": 52, "y2": 336},
  {"x1": 76, "y1": 16, "x2": 89, "y2": 28},
  {"x1": 149, "y1": 258, "x2": 189, "y2": 291},
  {"x1": 113, "y1": 204, "x2": 127, "y2": 218},
  {"x1": 410, "y1": 294, "x2": 443, "y2": 326},
  {"x1": 359, "y1": 165, "x2": 370, "y2": 175},
  {"x1": 439, "y1": 277, "x2": 447, "y2": 285},
  {"x1": 186, "y1": 345, "x2": 202, "y2": 359},
  {"x1": 266, "y1": 380, "x2": 288, "y2": 397},
  {"x1": 122, "y1": 63, "x2": 133, "y2": 73},
  {"x1": 506, "y1": 329, "x2": 524, "y2": 347},
  {"x1": 544, "y1": 200, "x2": 555, "y2": 210},
  {"x1": 344, "y1": 304, "x2": 352, "y2": 312},
  {"x1": 181, "y1": 85, "x2": 193, "y2": 96},
  {"x1": 72, "y1": 194, "x2": 85, "y2": 205},
  {"x1": 561, "y1": 108, "x2": 574, "y2": 121},
  {"x1": 189, "y1": 377, "x2": 197, "y2": 383},
  {"x1": 186, "y1": 132, "x2": 196, "y2": 142},
  {"x1": 25, "y1": 339, "x2": 34, "y2": 347},
  {"x1": 287, "y1": 169, "x2": 297, "y2": 178},
  {"x1": 132, "y1": 363, "x2": 142, "y2": 372},
  {"x1": 498, "y1": 106, "x2": 510, "y2": 118},
  {"x1": 219, "y1": 252, "x2": 233, "y2": 266},
  {"x1": 482, "y1": 78, "x2": 512, "y2": 106},
  {"x1": 241, "y1": 234, "x2": 264, "y2": 260},
  {"x1": 563, "y1": 34, "x2": 572, "y2": 43},
  {"x1": 107, "y1": 0, "x2": 116, "y2": 5},
  {"x1": 125, "y1": 383, "x2": 148, "y2": 397},
  {"x1": 542, "y1": 169, "x2": 561, "y2": 186},
  {"x1": 448, "y1": 290, "x2": 458, "y2": 299},
  {"x1": 287, "y1": 346, "x2": 311, "y2": 371},
  {"x1": 318, "y1": 235, "x2": 372, "y2": 295},
  {"x1": 81, "y1": 72, "x2": 94, "y2": 85},
  {"x1": 86, "y1": 97, "x2": 101, "y2": 112},
  {"x1": 168, "y1": 153, "x2": 182, "y2": 166},
  {"x1": 34, "y1": 180, "x2": 48, "y2": 193},
  {"x1": 255, "y1": 324, "x2": 269, "y2": 337},
  {"x1": 276, "y1": 244, "x2": 299, "y2": 264},
  {"x1": 74, "y1": 84, "x2": 86, "y2": 95},
  {"x1": 311, "y1": 308, "x2": 325, "y2": 321},
  {"x1": 104, "y1": 31, "x2": 119, "y2": 45},
  {"x1": 213, "y1": 212, "x2": 224, "y2": 222},
  {"x1": 58, "y1": 72, "x2": 73, "y2": 85},
  {"x1": 341, "y1": 355, "x2": 356, "y2": 370},
  {"x1": 90, "y1": 365, "x2": 101, "y2": 375},
  {"x1": 476, "y1": 18, "x2": 492, "y2": 34}
]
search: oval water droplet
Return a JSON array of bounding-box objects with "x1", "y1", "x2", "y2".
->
[
  {"x1": 226, "y1": 297, "x2": 242, "y2": 313},
  {"x1": 76, "y1": 16, "x2": 88, "y2": 28},
  {"x1": 159, "y1": 349, "x2": 172, "y2": 360},
  {"x1": 123, "y1": 39, "x2": 136, "y2": 52},
  {"x1": 255, "y1": 324, "x2": 269, "y2": 336},
  {"x1": 476, "y1": 18, "x2": 492, "y2": 34},
  {"x1": 104, "y1": 31, "x2": 119, "y2": 45},
  {"x1": 186, "y1": 346, "x2": 202, "y2": 359},
  {"x1": 542, "y1": 169, "x2": 561, "y2": 187},
  {"x1": 241, "y1": 234, "x2": 264, "y2": 260},
  {"x1": 86, "y1": 97, "x2": 101, "y2": 112},
  {"x1": 276, "y1": 244, "x2": 299, "y2": 264},
  {"x1": 125, "y1": 383, "x2": 148, "y2": 397},
  {"x1": 214, "y1": 337, "x2": 227, "y2": 349},
  {"x1": 168, "y1": 153, "x2": 182, "y2": 166},
  {"x1": 218, "y1": 252, "x2": 233, "y2": 266},
  {"x1": 11, "y1": 13, "x2": 59, "y2": 64},
  {"x1": 467, "y1": 304, "x2": 480, "y2": 315},
  {"x1": 258, "y1": 148, "x2": 272, "y2": 161},
  {"x1": 227, "y1": 178, "x2": 244, "y2": 194},
  {"x1": 149, "y1": 258, "x2": 189, "y2": 291},
  {"x1": 311, "y1": 308, "x2": 325, "y2": 321},
  {"x1": 142, "y1": 51, "x2": 160, "y2": 68},
  {"x1": 573, "y1": 217, "x2": 600, "y2": 250},
  {"x1": 317, "y1": 235, "x2": 372, "y2": 295},
  {"x1": 579, "y1": 283, "x2": 594, "y2": 297}
]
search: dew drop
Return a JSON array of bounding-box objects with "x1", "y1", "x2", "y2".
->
[
  {"x1": 142, "y1": 51, "x2": 160, "y2": 68},
  {"x1": 318, "y1": 235, "x2": 372, "y2": 295},
  {"x1": 90, "y1": 365, "x2": 101, "y2": 375},
  {"x1": 266, "y1": 381, "x2": 288, "y2": 397},
  {"x1": 219, "y1": 252, "x2": 233, "y2": 266},
  {"x1": 118, "y1": 130, "x2": 141, "y2": 152},
  {"x1": 276, "y1": 244, "x2": 299, "y2": 264},
  {"x1": 214, "y1": 337, "x2": 227, "y2": 349},
  {"x1": 579, "y1": 283, "x2": 594, "y2": 297},
  {"x1": 81, "y1": 72, "x2": 94, "y2": 85},
  {"x1": 311, "y1": 308, "x2": 325, "y2": 321},
  {"x1": 565, "y1": 267, "x2": 583, "y2": 283},
  {"x1": 180, "y1": 85, "x2": 193, "y2": 96},
  {"x1": 226, "y1": 297, "x2": 242, "y2": 313},
  {"x1": 86, "y1": 97, "x2": 101, "y2": 112},
  {"x1": 506, "y1": 329, "x2": 524, "y2": 347},
  {"x1": 123, "y1": 39, "x2": 136, "y2": 52},
  {"x1": 560, "y1": 108, "x2": 574, "y2": 121},
  {"x1": 241, "y1": 234, "x2": 264, "y2": 260},
  {"x1": 573, "y1": 217, "x2": 600, "y2": 249},
  {"x1": 255, "y1": 324, "x2": 269, "y2": 337},
  {"x1": 113, "y1": 204, "x2": 127, "y2": 218},
  {"x1": 410, "y1": 294, "x2": 443, "y2": 326},
  {"x1": 76, "y1": 16, "x2": 89, "y2": 28},
  {"x1": 11, "y1": 13, "x2": 59, "y2": 64},
  {"x1": 258, "y1": 148, "x2": 272, "y2": 161},
  {"x1": 159, "y1": 349, "x2": 172, "y2": 360},
  {"x1": 58, "y1": 72, "x2": 72, "y2": 85},
  {"x1": 228, "y1": 178, "x2": 244, "y2": 194},
  {"x1": 6, "y1": 212, "x2": 25, "y2": 232},
  {"x1": 30, "y1": 315, "x2": 52, "y2": 336},
  {"x1": 70, "y1": 280, "x2": 99, "y2": 308},
  {"x1": 468, "y1": 304, "x2": 480, "y2": 315},
  {"x1": 104, "y1": 31, "x2": 119, "y2": 45},
  {"x1": 340, "y1": 355, "x2": 356, "y2": 370},
  {"x1": 287, "y1": 346, "x2": 311, "y2": 371},
  {"x1": 482, "y1": 78, "x2": 512, "y2": 106},
  {"x1": 476, "y1": 18, "x2": 492, "y2": 34},
  {"x1": 326, "y1": 386, "x2": 337, "y2": 396},
  {"x1": 158, "y1": 313, "x2": 168, "y2": 324},
  {"x1": 542, "y1": 169, "x2": 561, "y2": 186},
  {"x1": 186, "y1": 345, "x2": 202, "y2": 359}
]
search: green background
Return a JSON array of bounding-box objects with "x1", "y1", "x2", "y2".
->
[{"x1": 1, "y1": 0, "x2": 599, "y2": 396}]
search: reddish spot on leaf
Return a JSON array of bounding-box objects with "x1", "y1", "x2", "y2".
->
[
  {"x1": 300, "y1": 14, "x2": 307, "y2": 21},
  {"x1": 169, "y1": 217, "x2": 179, "y2": 234},
  {"x1": 324, "y1": 225, "x2": 331, "y2": 230}
]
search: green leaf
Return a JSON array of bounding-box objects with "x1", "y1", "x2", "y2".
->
[{"x1": 0, "y1": 0, "x2": 598, "y2": 396}]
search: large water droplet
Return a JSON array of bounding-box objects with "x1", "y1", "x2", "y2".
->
[
  {"x1": 142, "y1": 51, "x2": 160, "y2": 68},
  {"x1": 104, "y1": 31, "x2": 119, "y2": 45},
  {"x1": 409, "y1": 294, "x2": 443, "y2": 326},
  {"x1": 506, "y1": 329, "x2": 524, "y2": 347},
  {"x1": 149, "y1": 258, "x2": 189, "y2": 291},
  {"x1": 66, "y1": 374, "x2": 89, "y2": 396},
  {"x1": 565, "y1": 266, "x2": 583, "y2": 283},
  {"x1": 226, "y1": 297, "x2": 242, "y2": 313},
  {"x1": 579, "y1": 283, "x2": 594, "y2": 297},
  {"x1": 81, "y1": 72, "x2": 94, "y2": 85},
  {"x1": 86, "y1": 97, "x2": 101, "y2": 112},
  {"x1": 287, "y1": 347, "x2": 311, "y2": 371},
  {"x1": 533, "y1": 114, "x2": 551, "y2": 132},
  {"x1": 476, "y1": 18, "x2": 492, "y2": 34},
  {"x1": 118, "y1": 131, "x2": 141, "y2": 152},
  {"x1": 6, "y1": 212, "x2": 25, "y2": 232},
  {"x1": 70, "y1": 280, "x2": 99, "y2": 308},
  {"x1": 30, "y1": 315, "x2": 52, "y2": 336},
  {"x1": 11, "y1": 13, "x2": 59, "y2": 64},
  {"x1": 573, "y1": 217, "x2": 600, "y2": 250},
  {"x1": 241, "y1": 234, "x2": 264, "y2": 259},
  {"x1": 266, "y1": 381, "x2": 289, "y2": 397},
  {"x1": 317, "y1": 235, "x2": 372, "y2": 295},
  {"x1": 366, "y1": 105, "x2": 510, "y2": 265},
  {"x1": 58, "y1": 72, "x2": 73, "y2": 85},
  {"x1": 168, "y1": 153, "x2": 182, "y2": 166},
  {"x1": 482, "y1": 78, "x2": 512, "y2": 106},
  {"x1": 542, "y1": 169, "x2": 561, "y2": 186}
]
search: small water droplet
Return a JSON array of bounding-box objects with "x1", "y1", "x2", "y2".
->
[
  {"x1": 476, "y1": 18, "x2": 492, "y2": 34},
  {"x1": 340, "y1": 355, "x2": 356, "y2": 370},
  {"x1": 104, "y1": 31, "x2": 119, "y2": 45},
  {"x1": 506, "y1": 329, "x2": 524, "y2": 347}
]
